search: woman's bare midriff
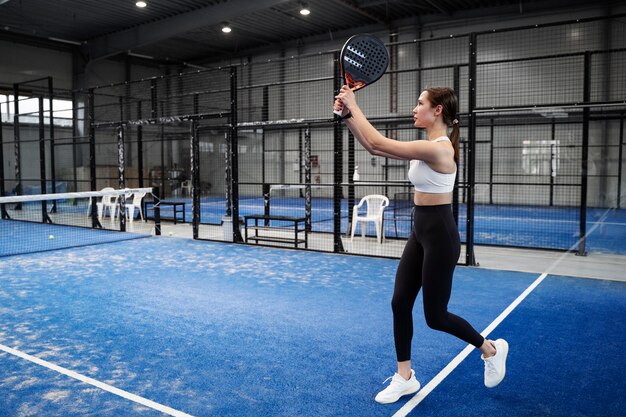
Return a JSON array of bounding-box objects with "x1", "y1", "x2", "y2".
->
[{"x1": 413, "y1": 191, "x2": 452, "y2": 206}]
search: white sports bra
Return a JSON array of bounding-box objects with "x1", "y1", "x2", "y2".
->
[{"x1": 407, "y1": 137, "x2": 456, "y2": 194}]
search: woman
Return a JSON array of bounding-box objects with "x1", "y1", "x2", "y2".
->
[{"x1": 334, "y1": 86, "x2": 508, "y2": 404}]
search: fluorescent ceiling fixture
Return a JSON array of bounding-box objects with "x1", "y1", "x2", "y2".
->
[
  {"x1": 48, "y1": 37, "x2": 81, "y2": 45},
  {"x1": 136, "y1": 1, "x2": 147, "y2": 8},
  {"x1": 299, "y1": 6, "x2": 310, "y2": 16},
  {"x1": 221, "y1": 25, "x2": 232, "y2": 33}
]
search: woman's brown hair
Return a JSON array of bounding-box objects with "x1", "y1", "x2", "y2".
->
[{"x1": 424, "y1": 87, "x2": 460, "y2": 164}]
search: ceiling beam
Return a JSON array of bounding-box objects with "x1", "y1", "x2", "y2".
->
[
  {"x1": 421, "y1": 0, "x2": 452, "y2": 15},
  {"x1": 84, "y1": 0, "x2": 290, "y2": 62},
  {"x1": 0, "y1": 30, "x2": 74, "y2": 52},
  {"x1": 329, "y1": 0, "x2": 387, "y2": 24}
]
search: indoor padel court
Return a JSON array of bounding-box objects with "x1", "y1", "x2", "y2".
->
[{"x1": 1, "y1": 1, "x2": 625, "y2": 416}]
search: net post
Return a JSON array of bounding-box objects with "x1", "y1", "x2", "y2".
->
[
  {"x1": 263, "y1": 183, "x2": 270, "y2": 226},
  {"x1": 117, "y1": 123, "x2": 126, "y2": 232},
  {"x1": 153, "y1": 186, "x2": 161, "y2": 236}
]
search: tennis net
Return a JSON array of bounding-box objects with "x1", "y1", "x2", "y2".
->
[{"x1": 0, "y1": 188, "x2": 161, "y2": 257}]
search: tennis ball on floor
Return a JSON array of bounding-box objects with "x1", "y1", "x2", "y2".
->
[
  {"x1": 168, "y1": 232, "x2": 174, "y2": 236},
  {"x1": 49, "y1": 235, "x2": 54, "y2": 240}
]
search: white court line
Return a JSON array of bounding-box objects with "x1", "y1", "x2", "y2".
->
[
  {"x1": 392, "y1": 205, "x2": 617, "y2": 417},
  {"x1": 0, "y1": 343, "x2": 194, "y2": 417}
]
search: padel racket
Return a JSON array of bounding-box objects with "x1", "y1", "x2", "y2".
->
[{"x1": 334, "y1": 34, "x2": 389, "y2": 116}]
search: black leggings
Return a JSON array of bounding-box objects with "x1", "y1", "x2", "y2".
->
[{"x1": 392, "y1": 204, "x2": 484, "y2": 361}]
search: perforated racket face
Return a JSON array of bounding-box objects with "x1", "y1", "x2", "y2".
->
[{"x1": 340, "y1": 34, "x2": 389, "y2": 90}]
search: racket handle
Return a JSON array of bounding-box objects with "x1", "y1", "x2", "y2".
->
[{"x1": 333, "y1": 98, "x2": 344, "y2": 117}]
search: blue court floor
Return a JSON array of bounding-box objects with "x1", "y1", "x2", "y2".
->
[{"x1": 0, "y1": 237, "x2": 624, "y2": 417}]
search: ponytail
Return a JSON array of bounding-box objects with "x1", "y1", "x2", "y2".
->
[
  {"x1": 450, "y1": 122, "x2": 460, "y2": 165},
  {"x1": 423, "y1": 86, "x2": 460, "y2": 164}
]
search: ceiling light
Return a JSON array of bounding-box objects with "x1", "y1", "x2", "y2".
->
[
  {"x1": 221, "y1": 24, "x2": 232, "y2": 33},
  {"x1": 299, "y1": 4, "x2": 310, "y2": 16},
  {"x1": 136, "y1": 1, "x2": 147, "y2": 8}
]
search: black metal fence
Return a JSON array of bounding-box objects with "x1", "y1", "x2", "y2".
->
[{"x1": 3, "y1": 14, "x2": 625, "y2": 261}]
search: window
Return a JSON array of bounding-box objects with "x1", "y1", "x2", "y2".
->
[
  {"x1": 199, "y1": 142, "x2": 214, "y2": 152},
  {"x1": 0, "y1": 94, "x2": 73, "y2": 127},
  {"x1": 522, "y1": 140, "x2": 560, "y2": 176},
  {"x1": 0, "y1": 94, "x2": 10, "y2": 123}
]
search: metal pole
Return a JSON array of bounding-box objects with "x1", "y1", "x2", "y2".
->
[
  {"x1": 347, "y1": 130, "x2": 355, "y2": 232},
  {"x1": 489, "y1": 118, "x2": 494, "y2": 205},
  {"x1": 71, "y1": 92, "x2": 78, "y2": 194},
  {"x1": 153, "y1": 186, "x2": 161, "y2": 236},
  {"x1": 466, "y1": 33, "x2": 478, "y2": 266},
  {"x1": 578, "y1": 52, "x2": 591, "y2": 256},
  {"x1": 262, "y1": 86, "x2": 268, "y2": 185},
  {"x1": 618, "y1": 113, "x2": 623, "y2": 209},
  {"x1": 0, "y1": 113, "x2": 7, "y2": 219},
  {"x1": 13, "y1": 83, "x2": 22, "y2": 206},
  {"x1": 224, "y1": 129, "x2": 232, "y2": 218},
  {"x1": 304, "y1": 125, "x2": 312, "y2": 233},
  {"x1": 160, "y1": 123, "x2": 165, "y2": 199},
  {"x1": 150, "y1": 79, "x2": 158, "y2": 119},
  {"x1": 263, "y1": 183, "x2": 270, "y2": 225},
  {"x1": 88, "y1": 89, "x2": 100, "y2": 228},
  {"x1": 38, "y1": 96, "x2": 50, "y2": 222},
  {"x1": 191, "y1": 120, "x2": 200, "y2": 239},
  {"x1": 48, "y1": 77, "x2": 57, "y2": 212},
  {"x1": 550, "y1": 119, "x2": 555, "y2": 207},
  {"x1": 298, "y1": 128, "x2": 303, "y2": 187},
  {"x1": 137, "y1": 101, "x2": 144, "y2": 187},
  {"x1": 453, "y1": 66, "x2": 460, "y2": 223},
  {"x1": 333, "y1": 51, "x2": 345, "y2": 253},
  {"x1": 118, "y1": 123, "x2": 126, "y2": 232},
  {"x1": 230, "y1": 66, "x2": 242, "y2": 242}
]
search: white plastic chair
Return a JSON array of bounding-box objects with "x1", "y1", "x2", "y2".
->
[
  {"x1": 124, "y1": 192, "x2": 146, "y2": 222},
  {"x1": 181, "y1": 180, "x2": 192, "y2": 196},
  {"x1": 96, "y1": 187, "x2": 119, "y2": 220},
  {"x1": 350, "y1": 195, "x2": 389, "y2": 244}
]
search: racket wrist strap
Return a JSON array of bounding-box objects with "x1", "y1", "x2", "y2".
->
[{"x1": 339, "y1": 112, "x2": 352, "y2": 121}]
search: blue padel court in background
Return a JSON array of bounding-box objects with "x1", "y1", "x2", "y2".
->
[
  {"x1": 153, "y1": 196, "x2": 626, "y2": 254},
  {"x1": 3, "y1": 196, "x2": 625, "y2": 257},
  {"x1": 1, "y1": 237, "x2": 624, "y2": 417}
]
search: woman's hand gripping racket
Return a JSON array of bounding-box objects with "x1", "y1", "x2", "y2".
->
[{"x1": 334, "y1": 34, "x2": 389, "y2": 117}]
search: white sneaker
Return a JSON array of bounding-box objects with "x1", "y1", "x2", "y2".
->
[
  {"x1": 374, "y1": 369, "x2": 420, "y2": 404},
  {"x1": 482, "y1": 338, "x2": 509, "y2": 388}
]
